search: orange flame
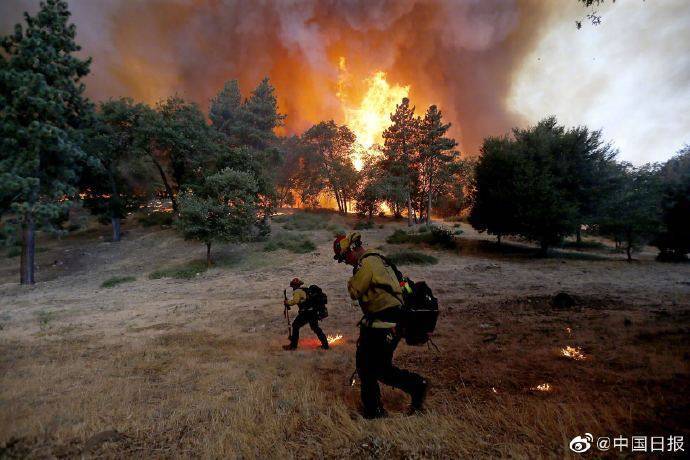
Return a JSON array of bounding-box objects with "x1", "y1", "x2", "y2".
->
[
  {"x1": 327, "y1": 334, "x2": 343, "y2": 345},
  {"x1": 560, "y1": 346, "x2": 586, "y2": 361},
  {"x1": 337, "y1": 57, "x2": 410, "y2": 170},
  {"x1": 531, "y1": 383, "x2": 552, "y2": 392}
]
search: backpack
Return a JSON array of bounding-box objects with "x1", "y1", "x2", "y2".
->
[
  {"x1": 360, "y1": 254, "x2": 439, "y2": 346},
  {"x1": 302, "y1": 285, "x2": 328, "y2": 320}
]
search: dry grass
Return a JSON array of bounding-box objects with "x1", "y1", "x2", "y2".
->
[{"x1": 0, "y1": 219, "x2": 689, "y2": 458}]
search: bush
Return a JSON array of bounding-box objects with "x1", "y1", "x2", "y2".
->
[
  {"x1": 353, "y1": 220, "x2": 374, "y2": 230},
  {"x1": 138, "y1": 211, "x2": 174, "y2": 228},
  {"x1": 388, "y1": 251, "x2": 438, "y2": 265},
  {"x1": 263, "y1": 232, "x2": 316, "y2": 254},
  {"x1": 386, "y1": 227, "x2": 457, "y2": 249},
  {"x1": 101, "y1": 276, "x2": 136, "y2": 288},
  {"x1": 454, "y1": 229, "x2": 463, "y2": 235},
  {"x1": 6, "y1": 246, "x2": 21, "y2": 258},
  {"x1": 149, "y1": 260, "x2": 208, "y2": 280},
  {"x1": 274, "y1": 212, "x2": 329, "y2": 231},
  {"x1": 560, "y1": 240, "x2": 605, "y2": 250}
]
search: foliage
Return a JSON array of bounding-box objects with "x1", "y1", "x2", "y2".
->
[
  {"x1": 177, "y1": 168, "x2": 259, "y2": 266},
  {"x1": 263, "y1": 232, "x2": 316, "y2": 253},
  {"x1": 597, "y1": 163, "x2": 663, "y2": 261},
  {"x1": 652, "y1": 146, "x2": 690, "y2": 261},
  {"x1": 0, "y1": 0, "x2": 92, "y2": 283},
  {"x1": 470, "y1": 117, "x2": 618, "y2": 254},
  {"x1": 386, "y1": 226, "x2": 456, "y2": 249},
  {"x1": 274, "y1": 212, "x2": 330, "y2": 231},
  {"x1": 353, "y1": 220, "x2": 374, "y2": 230},
  {"x1": 387, "y1": 250, "x2": 438, "y2": 266},
  {"x1": 81, "y1": 98, "x2": 151, "y2": 241},
  {"x1": 101, "y1": 276, "x2": 136, "y2": 288}
]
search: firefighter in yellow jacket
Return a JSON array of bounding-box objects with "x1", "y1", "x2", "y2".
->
[
  {"x1": 283, "y1": 278, "x2": 329, "y2": 350},
  {"x1": 333, "y1": 232, "x2": 427, "y2": 418}
]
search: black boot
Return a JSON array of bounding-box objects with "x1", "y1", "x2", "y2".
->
[
  {"x1": 363, "y1": 406, "x2": 388, "y2": 420},
  {"x1": 408, "y1": 379, "x2": 428, "y2": 415},
  {"x1": 282, "y1": 344, "x2": 296, "y2": 350}
]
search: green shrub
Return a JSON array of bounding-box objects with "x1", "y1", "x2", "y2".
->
[
  {"x1": 149, "y1": 260, "x2": 208, "y2": 280},
  {"x1": 6, "y1": 246, "x2": 21, "y2": 258},
  {"x1": 263, "y1": 232, "x2": 316, "y2": 254},
  {"x1": 388, "y1": 251, "x2": 438, "y2": 265},
  {"x1": 387, "y1": 229, "x2": 411, "y2": 244},
  {"x1": 454, "y1": 229, "x2": 464, "y2": 235},
  {"x1": 101, "y1": 276, "x2": 136, "y2": 288},
  {"x1": 274, "y1": 212, "x2": 329, "y2": 231},
  {"x1": 354, "y1": 220, "x2": 374, "y2": 230},
  {"x1": 418, "y1": 226, "x2": 429, "y2": 233},
  {"x1": 427, "y1": 227, "x2": 457, "y2": 249},
  {"x1": 138, "y1": 211, "x2": 174, "y2": 227}
]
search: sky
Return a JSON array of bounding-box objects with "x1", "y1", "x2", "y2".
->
[{"x1": 1, "y1": 0, "x2": 689, "y2": 165}]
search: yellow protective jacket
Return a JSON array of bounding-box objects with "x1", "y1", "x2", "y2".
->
[
  {"x1": 348, "y1": 250, "x2": 403, "y2": 318},
  {"x1": 286, "y1": 288, "x2": 307, "y2": 307}
]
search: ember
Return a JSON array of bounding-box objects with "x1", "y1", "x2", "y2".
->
[{"x1": 560, "y1": 346, "x2": 586, "y2": 361}]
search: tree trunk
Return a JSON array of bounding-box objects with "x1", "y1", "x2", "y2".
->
[
  {"x1": 152, "y1": 159, "x2": 178, "y2": 213},
  {"x1": 626, "y1": 244, "x2": 632, "y2": 262},
  {"x1": 206, "y1": 242, "x2": 212, "y2": 267},
  {"x1": 20, "y1": 213, "x2": 36, "y2": 285},
  {"x1": 111, "y1": 216, "x2": 121, "y2": 242},
  {"x1": 406, "y1": 193, "x2": 413, "y2": 227},
  {"x1": 497, "y1": 234, "x2": 502, "y2": 246},
  {"x1": 576, "y1": 227, "x2": 582, "y2": 244},
  {"x1": 427, "y1": 175, "x2": 433, "y2": 228}
]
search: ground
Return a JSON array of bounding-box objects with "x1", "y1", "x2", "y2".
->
[{"x1": 1, "y1": 211, "x2": 689, "y2": 458}]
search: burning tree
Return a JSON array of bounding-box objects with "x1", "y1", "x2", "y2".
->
[{"x1": 0, "y1": 0, "x2": 92, "y2": 284}]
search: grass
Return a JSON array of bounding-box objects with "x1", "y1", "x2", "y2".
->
[
  {"x1": 138, "y1": 211, "x2": 174, "y2": 228},
  {"x1": 149, "y1": 260, "x2": 209, "y2": 280},
  {"x1": 263, "y1": 232, "x2": 316, "y2": 254},
  {"x1": 388, "y1": 250, "x2": 439, "y2": 265},
  {"x1": 101, "y1": 276, "x2": 136, "y2": 288}
]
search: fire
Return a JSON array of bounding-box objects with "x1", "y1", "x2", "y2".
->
[
  {"x1": 560, "y1": 346, "x2": 587, "y2": 361},
  {"x1": 337, "y1": 57, "x2": 410, "y2": 170},
  {"x1": 327, "y1": 334, "x2": 343, "y2": 345},
  {"x1": 531, "y1": 383, "x2": 552, "y2": 392}
]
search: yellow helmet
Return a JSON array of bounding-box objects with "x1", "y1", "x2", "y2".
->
[{"x1": 333, "y1": 232, "x2": 362, "y2": 262}]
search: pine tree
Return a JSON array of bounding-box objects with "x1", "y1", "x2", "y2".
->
[
  {"x1": 381, "y1": 98, "x2": 420, "y2": 226},
  {"x1": 81, "y1": 98, "x2": 150, "y2": 241},
  {"x1": 418, "y1": 105, "x2": 458, "y2": 226},
  {"x1": 0, "y1": 0, "x2": 91, "y2": 284},
  {"x1": 209, "y1": 79, "x2": 242, "y2": 134}
]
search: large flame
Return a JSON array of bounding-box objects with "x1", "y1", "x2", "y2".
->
[{"x1": 337, "y1": 58, "x2": 410, "y2": 170}]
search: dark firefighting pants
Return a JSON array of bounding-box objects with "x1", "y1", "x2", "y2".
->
[
  {"x1": 356, "y1": 326, "x2": 426, "y2": 416},
  {"x1": 290, "y1": 311, "x2": 328, "y2": 348}
]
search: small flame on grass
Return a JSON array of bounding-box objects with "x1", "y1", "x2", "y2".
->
[
  {"x1": 491, "y1": 387, "x2": 498, "y2": 394},
  {"x1": 565, "y1": 327, "x2": 572, "y2": 335},
  {"x1": 327, "y1": 334, "x2": 343, "y2": 345},
  {"x1": 531, "y1": 383, "x2": 552, "y2": 392},
  {"x1": 560, "y1": 345, "x2": 586, "y2": 360}
]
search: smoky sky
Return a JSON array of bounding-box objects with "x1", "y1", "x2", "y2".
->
[{"x1": 2, "y1": 0, "x2": 688, "y2": 163}]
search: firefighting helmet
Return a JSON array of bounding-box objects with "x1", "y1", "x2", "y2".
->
[
  {"x1": 333, "y1": 232, "x2": 362, "y2": 262},
  {"x1": 289, "y1": 278, "x2": 304, "y2": 288}
]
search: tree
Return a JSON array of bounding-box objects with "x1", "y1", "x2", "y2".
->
[
  {"x1": 653, "y1": 146, "x2": 690, "y2": 261},
  {"x1": 209, "y1": 79, "x2": 241, "y2": 135},
  {"x1": 598, "y1": 163, "x2": 662, "y2": 261},
  {"x1": 0, "y1": 0, "x2": 91, "y2": 284},
  {"x1": 81, "y1": 98, "x2": 150, "y2": 241},
  {"x1": 355, "y1": 160, "x2": 386, "y2": 220},
  {"x1": 143, "y1": 96, "x2": 221, "y2": 212},
  {"x1": 302, "y1": 121, "x2": 358, "y2": 213},
  {"x1": 381, "y1": 98, "x2": 421, "y2": 226},
  {"x1": 469, "y1": 137, "x2": 522, "y2": 245},
  {"x1": 177, "y1": 168, "x2": 259, "y2": 267},
  {"x1": 417, "y1": 105, "x2": 458, "y2": 226}
]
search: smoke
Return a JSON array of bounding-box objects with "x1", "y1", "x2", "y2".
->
[{"x1": 1, "y1": 0, "x2": 552, "y2": 155}]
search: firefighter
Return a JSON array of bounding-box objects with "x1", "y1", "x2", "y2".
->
[
  {"x1": 283, "y1": 278, "x2": 329, "y2": 350},
  {"x1": 333, "y1": 232, "x2": 428, "y2": 418}
]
